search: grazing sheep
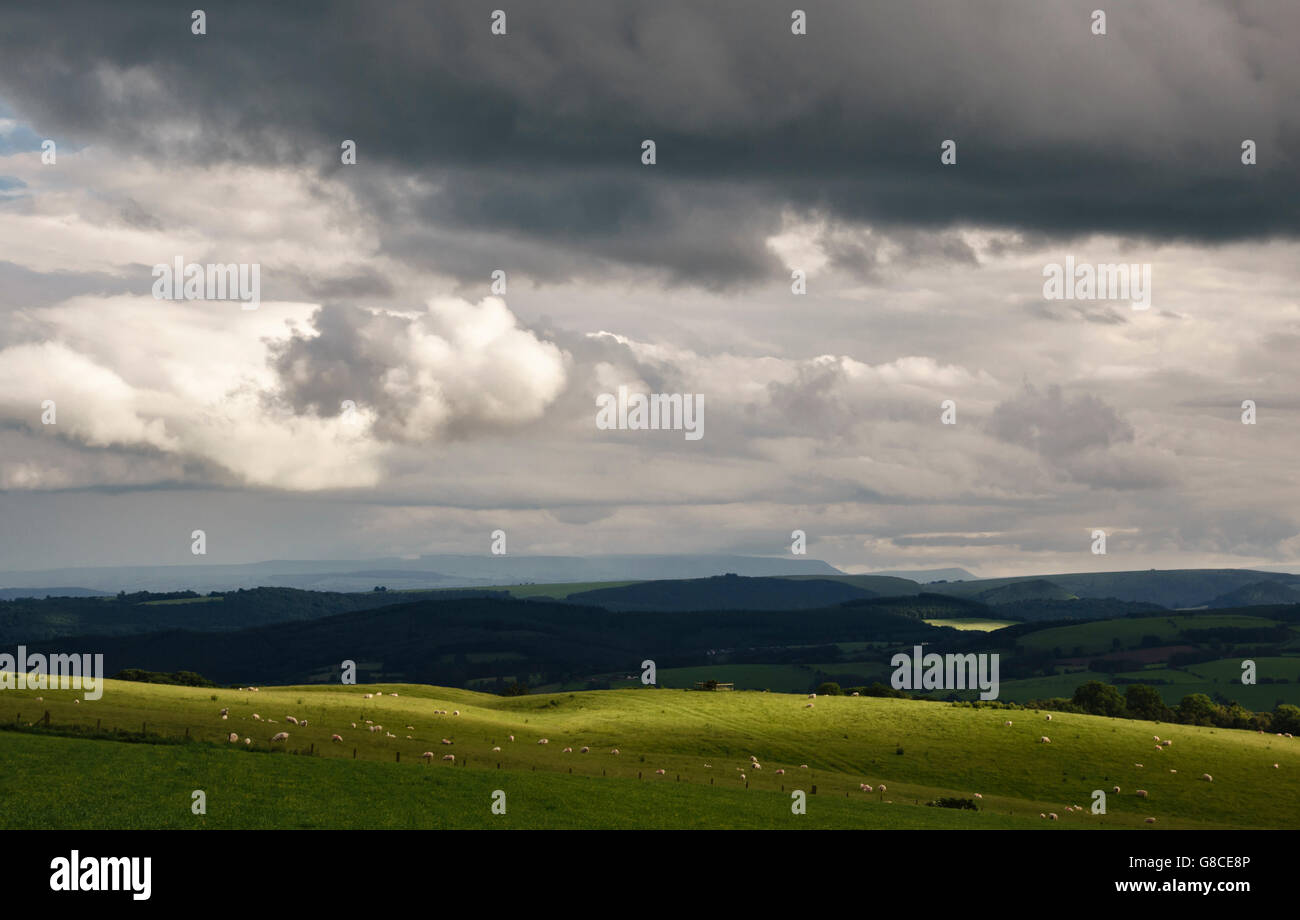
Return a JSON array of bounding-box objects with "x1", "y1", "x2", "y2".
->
[
  {"x1": 252, "y1": 713, "x2": 261, "y2": 721},
  {"x1": 1162, "y1": 739, "x2": 1171, "y2": 746},
  {"x1": 805, "y1": 703, "x2": 815, "y2": 709},
  {"x1": 562, "y1": 747, "x2": 573, "y2": 753},
  {"x1": 453, "y1": 710, "x2": 460, "y2": 716},
  {"x1": 1136, "y1": 789, "x2": 1148, "y2": 798},
  {"x1": 1065, "y1": 806, "x2": 1074, "y2": 812},
  {"x1": 300, "y1": 720, "x2": 307, "y2": 727},
  {"x1": 1113, "y1": 786, "x2": 1121, "y2": 793},
  {"x1": 271, "y1": 732, "x2": 289, "y2": 742},
  {"x1": 1004, "y1": 720, "x2": 1013, "y2": 726},
  {"x1": 422, "y1": 751, "x2": 434, "y2": 762},
  {"x1": 580, "y1": 746, "x2": 590, "y2": 754},
  {"x1": 799, "y1": 764, "x2": 808, "y2": 769},
  {"x1": 1039, "y1": 813, "x2": 1046, "y2": 819},
  {"x1": 877, "y1": 784, "x2": 886, "y2": 792},
  {"x1": 365, "y1": 719, "x2": 373, "y2": 724},
  {"x1": 492, "y1": 746, "x2": 501, "y2": 752},
  {"x1": 286, "y1": 716, "x2": 299, "y2": 725},
  {"x1": 808, "y1": 693, "x2": 816, "y2": 699},
  {"x1": 390, "y1": 693, "x2": 398, "y2": 697},
  {"x1": 331, "y1": 734, "x2": 343, "y2": 742},
  {"x1": 508, "y1": 735, "x2": 514, "y2": 742},
  {"x1": 860, "y1": 784, "x2": 873, "y2": 792},
  {"x1": 1144, "y1": 817, "x2": 1156, "y2": 824},
  {"x1": 973, "y1": 793, "x2": 983, "y2": 799},
  {"x1": 1039, "y1": 736, "x2": 1051, "y2": 744},
  {"x1": 655, "y1": 769, "x2": 666, "y2": 775},
  {"x1": 610, "y1": 748, "x2": 621, "y2": 755},
  {"x1": 1135, "y1": 763, "x2": 1144, "y2": 768},
  {"x1": 1156, "y1": 745, "x2": 1163, "y2": 752},
  {"x1": 363, "y1": 694, "x2": 373, "y2": 699},
  {"x1": 443, "y1": 754, "x2": 455, "y2": 762},
  {"x1": 1048, "y1": 813, "x2": 1058, "y2": 820},
  {"x1": 851, "y1": 692, "x2": 860, "y2": 697},
  {"x1": 750, "y1": 755, "x2": 758, "y2": 762},
  {"x1": 441, "y1": 738, "x2": 452, "y2": 745},
  {"x1": 1201, "y1": 773, "x2": 1213, "y2": 782},
  {"x1": 1274, "y1": 763, "x2": 1280, "y2": 769},
  {"x1": 1045, "y1": 714, "x2": 1052, "y2": 721},
  {"x1": 406, "y1": 725, "x2": 415, "y2": 730},
  {"x1": 385, "y1": 732, "x2": 396, "y2": 738},
  {"x1": 1153, "y1": 735, "x2": 1160, "y2": 741},
  {"x1": 74, "y1": 699, "x2": 80, "y2": 704},
  {"x1": 221, "y1": 714, "x2": 227, "y2": 720},
  {"x1": 753, "y1": 763, "x2": 762, "y2": 770},
  {"x1": 228, "y1": 732, "x2": 239, "y2": 743},
  {"x1": 1169, "y1": 769, "x2": 1177, "y2": 773},
  {"x1": 244, "y1": 738, "x2": 251, "y2": 745},
  {"x1": 775, "y1": 769, "x2": 784, "y2": 775},
  {"x1": 220, "y1": 708, "x2": 229, "y2": 716},
  {"x1": 538, "y1": 738, "x2": 549, "y2": 745},
  {"x1": 739, "y1": 774, "x2": 746, "y2": 781},
  {"x1": 351, "y1": 722, "x2": 357, "y2": 728},
  {"x1": 406, "y1": 735, "x2": 412, "y2": 739}
]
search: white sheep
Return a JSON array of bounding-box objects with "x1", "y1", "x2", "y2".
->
[
  {"x1": 1144, "y1": 817, "x2": 1156, "y2": 824},
  {"x1": 228, "y1": 732, "x2": 239, "y2": 742},
  {"x1": 244, "y1": 737, "x2": 251, "y2": 745},
  {"x1": 860, "y1": 783, "x2": 873, "y2": 792},
  {"x1": 538, "y1": 738, "x2": 549, "y2": 745},
  {"x1": 805, "y1": 702, "x2": 815, "y2": 709},
  {"x1": 580, "y1": 746, "x2": 589, "y2": 753},
  {"x1": 1113, "y1": 785, "x2": 1121, "y2": 793},
  {"x1": 1048, "y1": 812, "x2": 1058, "y2": 820},
  {"x1": 220, "y1": 708, "x2": 228, "y2": 716},
  {"x1": 808, "y1": 693, "x2": 816, "y2": 699},
  {"x1": 562, "y1": 747, "x2": 573, "y2": 753},
  {"x1": 453, "y1": 710, "x2": 460, "y2": 716},
  {"x1": 331, "y1": 734, "x2": 343, "y2": 743},
  {"x1": 655, "y1": 769, "x2": 666, "y2": 775},
  {"x1": 1045, "y1": 714, "x2": 1052, "y2": 721},
  {"x1": 492, "y1": 746, "x2": 501, "y2": 752},
  {"x1": 775, "y1": 769, "x2": 784, "y2": 775},
  {"x1": 271, "y1": 731, "x2": 289, "y2": 742},
  {"x1": 1201, "y1": 773, "x2": 1212, "y2": 782},
  {"x1": 877, "y1": 784, "x2": 886, "y2": 792},
  {"x1": 443, "y1": 754, "x2": 455, "y2": 762},
  {"x1": 252, "y1": 713, "x2": 261, "y2": 721},
  {"x1": 610, "y1": 748, "x2": 620, "y2": 755},
  {"x1": 1004, "y1": 720, "x2": 1013, "y2": 726},
  {"x1": 422, "y1": 751, "x2": 434, "y2": 762},
  {"x1": 1136, "y1": 789, "x2": 1148, "y2": 798},
  {"x1": 508, "y1": 734, "x2": 514, "y2": 741},
  {"x1": 441, "y1": 738, "x2": 452, "y2": 745},
  {"x1": 973, "y1": 793, "x2": 982, "y2": 799},
  {"x1": 286, "y1": 716, "x2": 299, "y2": 725},
  {"x1": 1040, "y1": 736, "x2": 1051, "y2": 743},
  {"x1": 799, "y1": 764, "x2": 808, "y2": 769}
]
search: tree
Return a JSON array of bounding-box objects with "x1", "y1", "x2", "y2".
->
[
  {"x1": 1072, "y1": 680, "x2": 1127, "y2": 717},
  {"x1": 816, "y1": 682, "x2": 842, "y2": 696},
  {"x1": 1125, "y1": 684, "x2": 1170, "y2": 720},
  {"x1": 1178, "y1": 693, "x2": 1218, "y2": 726}
]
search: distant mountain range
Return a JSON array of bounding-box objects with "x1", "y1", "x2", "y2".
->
[{"x1": 0, "y1": 554, "x2": 842, "y2": 594}]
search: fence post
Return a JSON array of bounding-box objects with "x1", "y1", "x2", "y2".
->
[
  {"x1": 97, "y1": 718, "x2": 101, "y2": 730},
  {"x1": 395, "y1": 751, "x2": 400, "y2": 763},
  {"x1": 185, "y1": 726, "x2": 190, "y2": 739},
  {"x1": 353, "y1": 748, "x2": 357, "y2": 759},
  {"x1": 812, "y1": 784, "x2": 817, "y2": 795},
  {"x1": 44, "y1": 710, "x2": 50, "y2": 727}
]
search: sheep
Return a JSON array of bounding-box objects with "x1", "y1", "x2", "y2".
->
[
  {"x1": 860, "y1": 784, "x2": 873, "y2": 792},
  {"x1": 271, "y1": 732, "x2": 289, "y2": 742},
  {"x1": 1169, "y1": 769, "x2": 1177, "y2": 773},
  {"x1": 406, "y1": 735, "x2": 413, "y2": 739},
  {"x1": 808, "y1": 693, "x2": 816, "y2": 699},
  {"x1": 221, "y1": 714, "x2": 227, "y2": 720},
  {"x1": 385, "y1": 732, "x2": 396, "y2": 738},
  {"x1": 973, "y1": 793, "x2": 983, "y2": 799},
  {"x1": 1039, "y1": 813, "x2": 1046, "y2": 819},
  {"x1": 1156, "y1": 745, "x2": 1164, "y2": 752},
  {"x1": 365, "y1": 719, "x2": 373, "y2": 724},
  {"x1": 1045, "y1": 714, "x2": 1052, "y2": 721},
  {"x1": 441, "y1": 738, "x2": 452, "y2": 745},
  {"x1": 1144, "y1": 817, "x2": 1156, "y2": 824},
  {"x1": 390, "y1": 693, "x2": 398, "y2": 697},
  {"x1": 300, "y1": 720, "x2": 308, "y2": 727},
  {"x1": 1162, "y1": 739, "x2": 1171, "y2": 746},
  {"x1": 580, "y1": 746, "x2": 590, "y2": 753},
  {"x1": 363, "y1": 693, "x2": 372, "y2": 699},
  {"x1": 537, "y1": 738, "x2": 549, "y2": 745},
  {"x1": 1135, "y1": 763, "x2": 1144, "y2": 768},
  {"x1": 654, "y1": 769, "x2": 666, "y2": 775},
  {"x1": 1201, "y1": 773, "x2": 1213, "y2": 782},
  {"x1": 562, "y1": 747, "x2": 573, "y2": 753},
  {"x1": 329, "y1": 733, "x2": 343, "y2": 743},
  {"x1": 1039, "y1": 736, "x2": 1051, "y2": 744},
  {"x1": 443, "y1": 753, "x2": 455, "y2": 762},
  {"x1": 286, "y1": 716, "x2": 299, "y2": 725},
  {"x1": 453, "y1": 710, "x2": 460, "y2": 716},
  {"x1": 492, "y1": 746, "x2": 501, "y2": 752},
  {"x1": 610, "y1": 748, "x2": 621, "y2": 755},
  {"x1": 508, "y1": 734, "x2": 514, "y2": 742},
  {"x1": 244, "y1": 737, "x2": 252, "y2": 745},
  {"x1": 851, "y1": 692, "x2": 860, "y2": 697},
  {"x1": 805, "y1": 702, "x2": 815, "y2": 708},
  {"x1": 406, "y1": 725, "x2": 415, "y2": 730},
  {"x1": 752, "y1": 763, "x2": 762, "y2": 770},
  {"x1": 220, "y1": 708, "x2": 229, "y2": 716},
  {"x1": 1004, "y1": 720, "x2": 1013, "y2": 726},
  {"x1": 877, "y1": 784, "x2": 886, "y2": 792},
  {"x1": 1048, "y1": 813, "x2": 1058, "y2": 820},
  {"x1": 799, "y1": 764, "x2": 808, "y2": 769},
  {"x1": 34, "y1": 697, "x2": 42, "y2": 702},
  {"x1": 1274, "y1": 763, "x2": 1280, "y2": 769},
  {"x1": 252, "y1": 713, "x2": 261, "y2": 721},
  {"x1": 228, "y1": 732, "x2": 239, "y2": 743},
  {"x1": 74, "y1": 699, "x2": 80, "y2": 704},
  {"x1": 775, "y1": 769, "x2": 785, "y2": 775},
  {"x1": 1136, "y1": 789, "x2": 1148, "y2": 798},
  {"x1": 739, "y1": 773, "x2": 746, "y2": 782},
  {"x1": 422, "y1": 751, "x2": 434, "y2": 762},
  {"x1": 351, "y1": 722, "x2": 357, "y2": 728},
  {"x1": 750, "y1": 755, "x2": 758, "y2": 762},
  {"x1": 1113, "y1": 786, "x2": 1121, "y2": 793}
]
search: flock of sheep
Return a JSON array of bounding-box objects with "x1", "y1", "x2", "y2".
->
[{"x1": 206, "y1": 689, "x2": 1291, "y2": 827}]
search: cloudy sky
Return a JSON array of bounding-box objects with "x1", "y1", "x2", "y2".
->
[{"x1": 1, "y1": 0, "x2": 1297, "y2": 576}]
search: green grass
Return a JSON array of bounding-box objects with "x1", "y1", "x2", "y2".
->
[
  {"x1": 2, "y1": 679, "x2": 1296, "y2": 829},
  {"x1": 924, "y1": 618, "x2": 1018, "y2": 631}
]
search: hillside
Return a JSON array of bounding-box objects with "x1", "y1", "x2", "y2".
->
[
  {"x1": 1, "y1": 679, "x2": 1295, "y2": 830},
  {"x1": 565, "y1": 574, "x2": 875, "y2": 611}
]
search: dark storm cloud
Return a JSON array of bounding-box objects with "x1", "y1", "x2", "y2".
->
[{"x1": 0, "y1": 0, "x2": 1296, "y2": 286}]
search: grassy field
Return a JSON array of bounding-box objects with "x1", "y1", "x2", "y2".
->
[
  {"x1": 2, "y1": 679, "x2": 1296, "y2": 829},
  {"x1": 923, "y1": 618, "x2": 1018, "y2": 631}
]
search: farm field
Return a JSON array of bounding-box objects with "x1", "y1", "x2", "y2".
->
[
  {"x1": 923, "y1": 618, "x2": 1018, "y2": 631},
  {"x1": 1017, "y1": 614, "x2": 1287, "y2": 655},
  {"x1": 2, "y1": 678, "x2": 1295, "y2": 830}
]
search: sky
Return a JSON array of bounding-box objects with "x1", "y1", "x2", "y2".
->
[{"x1": 0, "y1": 0, "x2": 1298, "y2": 577}]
